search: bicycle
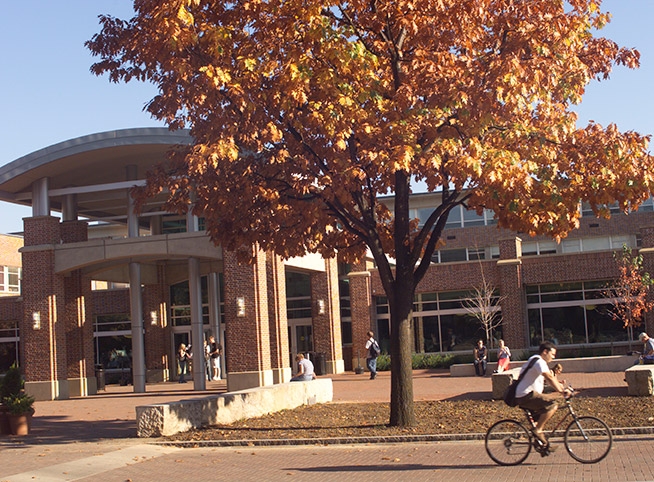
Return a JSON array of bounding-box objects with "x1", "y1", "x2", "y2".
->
[{"x1": 485, "y1": 389, "x2": 612, "y2": 466}]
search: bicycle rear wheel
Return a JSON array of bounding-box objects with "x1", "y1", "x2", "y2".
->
[
  {"x1": 564, "y1": 416, "x2": 612, "y2": 464},
  {"x1": 485, "y1": 419, "x2": 532, "y2": 466}
]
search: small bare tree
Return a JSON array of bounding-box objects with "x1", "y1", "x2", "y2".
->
[{"x1": 463, "y1": 266, "x2": 506, "y2": 348}]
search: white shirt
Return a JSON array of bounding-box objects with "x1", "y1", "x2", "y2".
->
[{"x1": 515, "y1": 355, "x2": 550, "y2": 398}]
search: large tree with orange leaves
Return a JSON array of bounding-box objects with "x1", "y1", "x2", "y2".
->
[{"x1": 88, "y1": 0, "x2": 652, "y2": 426}]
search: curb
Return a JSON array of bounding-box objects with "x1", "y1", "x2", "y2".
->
[{"x1": 156, "y1": 426, "x2": 654, "y2": 448}]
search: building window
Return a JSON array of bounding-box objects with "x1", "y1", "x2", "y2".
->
[
  {"x1": 170, "y1": 277, "x2": 211, "y2": 326},
  {"x1": 0, "y1": 266, "x2": 21, "y2": 294},
  {"x1": 0, "y1": 320, "x2": 19, "y2": 373},
  {"x1": 526, "y1": 281, "x2": 628, "y2": 347},
  {"x1": 94, "y1": 314, "x2": 132, "y2": 373},
  {"x1": 375, "y1": 290, "x2": 502, "y2": 354},
  {"x1": 91, "y1": 280, "x2": 130, "y2": 291},
  {"x1": 432, "y1": 247, "x2": 486, "y2": 263},
  {"x1": 286, "y1": 271, "x2": 312, "y2": 319}
]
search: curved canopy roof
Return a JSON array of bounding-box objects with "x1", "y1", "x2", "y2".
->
[{"x1": 0, "y1": 128, "x2": 193, "y2": 223}]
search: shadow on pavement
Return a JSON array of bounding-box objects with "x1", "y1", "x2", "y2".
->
[{"x1": 5, "y1": 417, "x2": 136, "y2": 445}]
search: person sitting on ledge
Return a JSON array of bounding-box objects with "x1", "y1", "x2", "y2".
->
[
  {"x1": 473, "y1": 339, "x2": 488, "y2": 376},
  {"x1": 638, "y1": 332, "x2": 654, "y2": 365},
  {"x1": 290, "y1": 353, "x2": 316, "y2": 381}
]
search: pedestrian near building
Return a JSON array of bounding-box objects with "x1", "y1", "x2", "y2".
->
[
  {"x1": 177, "y1": 343, "x2": 192, "y2": 383},
  {"x1": 638, "y1": 332, "x2": 654, "y2": 364},
  {"x1": 203, "y1": 339, "x2": 212, "y2": 381},
  {"x1": 208, "y1": 335, "x2": 222, "y2": 380},
  {"x1": 495, "y1": 339, "x2": 511, "y2": 373},
  {"x1": 290, "y1": 353, "x2": 315, "y2": 381},
  {"x1": 473, "y1": 339, "x2": 488, "y2": 376},
  {"x1": 365, "y1": 331, "x2": 381, "y2": 380}
]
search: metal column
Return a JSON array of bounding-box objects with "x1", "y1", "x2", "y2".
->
[
  {"x1": 129, "y1": 262, "x2": 146, "y2": 392},
  {"x1": 189, "y1": 257, "x2": 206, "y2": 391}
]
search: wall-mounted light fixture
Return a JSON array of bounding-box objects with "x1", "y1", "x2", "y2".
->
[
  {"x1": 32, "y1": 312, "x2": 41, "y2": 330},
  {"x1": 317, "y1": 299, "x2": 326, "y2": 315},
  {"x1": 236, "y1": 297, "x2": 246, "y2": 317},
  {"x1": 150, "y1": 310, "x2": 158, "y2": 326}
]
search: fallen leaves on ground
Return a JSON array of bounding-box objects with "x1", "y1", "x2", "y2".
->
[{"x1": 166, "y1": 396, "x2": 654, "y2": 442}]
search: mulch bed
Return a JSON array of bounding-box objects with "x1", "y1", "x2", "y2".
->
[{"x1": 166, "y1": 396, "x2": 654, "y2": 443}]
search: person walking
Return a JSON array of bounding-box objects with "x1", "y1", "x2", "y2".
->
[{"x1": 365, "y1": 331, "x2": 381, "y2": 380}]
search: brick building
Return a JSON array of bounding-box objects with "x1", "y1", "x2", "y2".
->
[{"x1": 0, "y1": 128, "x2": 652, "y2": 400}]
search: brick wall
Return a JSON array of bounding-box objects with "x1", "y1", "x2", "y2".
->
[
  {"x1": 348, "y1": 262, "x2": 373, "y2": 364},
  {"x1": 266, "y1": 253, "x2": 289, "y2": 370},
  {"x1": 310, "y1": 257, "x2": 343, "y2": 365},
  {"x1": 142, "y1": 264, "x2": 171, "y2": 372},
  {"x1": 0, "y1": 234, "x2": 23, "y2": 267},
  {"x1": 223, "y1": 247, "x2": 271, "y2": 373}
]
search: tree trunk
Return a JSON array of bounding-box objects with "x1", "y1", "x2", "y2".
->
[{"x1": 388, "y1": 277, "x2": 416, "y2": 427}]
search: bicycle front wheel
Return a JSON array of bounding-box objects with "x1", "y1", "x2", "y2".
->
[
  {"x1": 485, "y1": 419, "x2": 532, "y2": 466},
  {"x1": 564, "y1": 416, "x2": 612, "y2": 464}
]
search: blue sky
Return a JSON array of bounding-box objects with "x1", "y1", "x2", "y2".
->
[{"x1": 0, "y1": 0, "x2": 652, "y2": 234}]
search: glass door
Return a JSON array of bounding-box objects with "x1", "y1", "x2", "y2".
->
[
  {"x1": 172, "y1": 328, "x2": 192, "y2": 381},
  {"x1": 288, "y1": 321, "x2": 313, "y2": 367}
]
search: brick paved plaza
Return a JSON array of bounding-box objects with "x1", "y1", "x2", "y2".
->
[{"x1": 1, "y1": 369, "x2": 652, "y2": 481}]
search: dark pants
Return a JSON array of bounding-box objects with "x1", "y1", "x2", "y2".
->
[{"x1": 474, "y1": 359, "x2": 487, "y2": 376}]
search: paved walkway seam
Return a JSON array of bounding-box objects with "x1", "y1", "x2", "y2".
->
[{"x1": 154, "y1": 426, "x2": 654, "y2": 448}]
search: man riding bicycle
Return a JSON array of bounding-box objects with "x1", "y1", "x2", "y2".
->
[{"x1": 514, "y1": 341, "x2": 572, "y2": 448}]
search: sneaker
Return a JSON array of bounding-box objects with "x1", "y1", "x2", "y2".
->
[{"x1": 212, "y1": 377, "x2": 221, "y2": 381}]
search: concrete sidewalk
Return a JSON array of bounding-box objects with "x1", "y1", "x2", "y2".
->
[{"x1": 19, "y1": 368, "x2": 629, "y2": 442}]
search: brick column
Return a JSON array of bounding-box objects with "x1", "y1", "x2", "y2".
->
[
  {"x1": 310, "y1": 257, "x2": 344, "y2": 375},
  {"x1": 63, "y1": 270, "x2": 95, "y2": 397},
  {"x1": 60, "y1": 220, "x2": 95, "y2": 397},
  {"x1": 143, "y1": 263, "x2": 171, "y2": 382},
  {"x1": 497, "y1": 237, "x2": 527, "y2": 350},
  {"x1": 21, "y1": 216, "x2": 69, "y2": 400},
  {"x1": 348, "y1": 262, "x2": 372, "y2": 372},
  {"x1": 266, "y1": 253, "x2": 291, "y2": 383},
  {"x1": 223, "y1": 246, "x2": 273, "y2": 391}
]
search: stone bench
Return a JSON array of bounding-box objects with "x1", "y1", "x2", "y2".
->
[
  {"x1": 491, "y1": 367, "x2": 522, "y2": 400},
  {"x1": 625, "y1": 364, "x2": 654, "y2": 396},
  {"x1": 136, "y1": 378, "x2": 333, "y2": 437},
  {"x1": 450, "y1": 360, "x2": 527, "y2": 377}
]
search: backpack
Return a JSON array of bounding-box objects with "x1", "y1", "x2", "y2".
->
[
  {"x1": 369, "y1": 341, "x2": 381, "y2": 358},
  {"x1": 503, "y1": 357, "x2": 538, "y2": 407}
]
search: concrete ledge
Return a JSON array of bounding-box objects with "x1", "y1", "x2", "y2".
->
[
  {"x1": 136, "y1": 378, "x2": 333, "y2": 437},
  {"x1": 491, "y1": 368, "x2": 522, "y2": 400},
  {"x1": 625, "y1": 365, "x2": 654, "y2": 396},
  {"x1": 450, "y1": 361, "x2": 525, "y2": 377},
  {"x1": 450, "y1": 355, "x2": 635, "y2": 377}
]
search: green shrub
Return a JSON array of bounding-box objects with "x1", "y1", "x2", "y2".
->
[
  {"x1": 0, "y1": 363, "x2": 23, "y2": 400},
  {"x1": 2, "y1": 393, "x2": 35, "y2": 415},
  {"x1": 375, "y1": 352, "x2": 457, "y2": 371},
  {"x1": 376, "y1": 354, "x2": 391, "y2": 371}
]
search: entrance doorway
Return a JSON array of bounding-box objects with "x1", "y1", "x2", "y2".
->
[
  {"x1": 172, "y1": 327, "x2": 193, "y2": 381},
  {"x1": 288, "y1": 320, "x2": 313, "y2": 367}
]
